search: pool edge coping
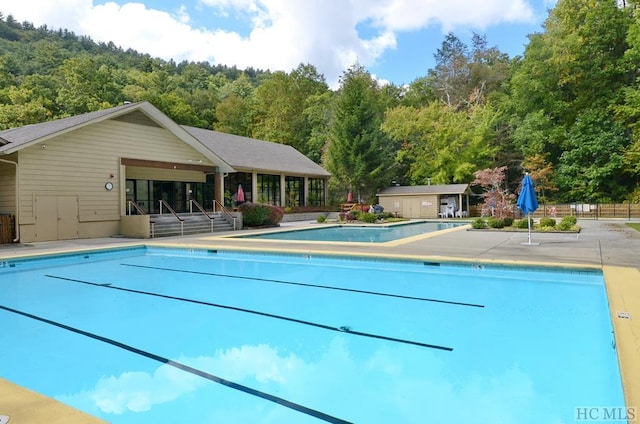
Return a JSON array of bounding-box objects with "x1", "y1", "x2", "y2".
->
[{"x1": 0, "y1": 242, "x2": 636, "y2": 421}]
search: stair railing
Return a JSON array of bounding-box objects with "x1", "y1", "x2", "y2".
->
[
  {"x1": 214, "y1": 200, "x2": 237, "y2": 230},
  {"x1": 158, "y1": 199, "x2": 184, "y2": 236},
  {"x1": 188, "y1": 199, "x2": 215, "y2": 233},
  {"x1": 126, "y1": 200, "x2": 146, "y2": 216}
]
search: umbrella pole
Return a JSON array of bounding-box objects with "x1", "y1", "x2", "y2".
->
[{"x1": 527, "y1": 212, "x2": 531, "y2": 245}]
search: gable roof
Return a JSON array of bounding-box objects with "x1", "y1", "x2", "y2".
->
[
  {"x1": 0, "y1": 102, "x2": 235, "y2": 173},
  {"x1": 0, "y1": 102, "x2": 330, "y2": 178},
  {"x1": 182, "y1": 126, "x2": 330, "y2": 177},
  {"x1": 0, "y1": 103, "x2": 137, "y2": 149},
  {"x1": 378, "y1": 184, "x2": 470, "y2": 196}
]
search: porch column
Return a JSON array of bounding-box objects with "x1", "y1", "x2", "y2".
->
[
  {"x1": 304, "y1": 176, "x2": 309, "y2": 206},
  {"x1": 215, "y1": 171, "x2": 224, "y2": 210},
  {"x1": 252, "y1": 172, "x2": 258, "y2": 203},
  {"x1": 280, "y1": 174, "x2": 286, "y2": 207}
]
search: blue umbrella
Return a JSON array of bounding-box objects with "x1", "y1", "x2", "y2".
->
[{"x1": 517, "y1": 173, "x2": 539, "y2": 245}]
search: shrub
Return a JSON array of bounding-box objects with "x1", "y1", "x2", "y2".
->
[
  {"x1": 317, "y1": 215, "x2": 326, "y2": 223},
  {"x1": 539, "y1": 217, "x2": 556, "y2": 228},
  {"x1": 503, "y1": 217, "x2": 514, "y2": 227},
  {"x1": 516, "y1": 218, "x2": 533, "y2": 229},
  {"x1": 557, "y1": 220, "x2": 573, "y2": 231},
  {"x1": 360, "y1": 212, "x2": 377, "y2": 223},
  {"x1": 472, "y1": 218, "x2": 487, "y2": 229},
  {"x1": 238, "y1": 202, "x2": 283, "y2": 227},
  {"x1": 561, "y1": 215, "x2": 577, "y2": 226},
  {"x1": 488, "y1": 218, "x2": 505, "y2": 228}
]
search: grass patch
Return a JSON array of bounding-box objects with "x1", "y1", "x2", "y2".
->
[{"x1": 626, "y1": 223, "x2": 640, "y2": 232}]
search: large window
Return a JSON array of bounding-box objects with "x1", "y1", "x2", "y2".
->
[
  {"x1": 257, "y1": 174, "x2": 280, "y2": 205},
  {"x1": 285, "y1": 176, "x2": 304, "y2": 207},
  {"x1": 224, "y1": 172, "x2": 252, "y2": 208},
  {"x1": 126, "y1": 178, "x2": 215, "y2": 213},
  {"x1": 308, "y1": 178, "x2": 325, "y2": 206}
]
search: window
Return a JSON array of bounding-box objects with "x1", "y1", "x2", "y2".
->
[
  {"x1": 285, "y1": 176, "x2": 304, "y2": 207},
  {"x1": 257, "y1": 174, "x2": 280, "y2": 205},
  {"x1": 224, "y1": 172, "x2": 252, "y2": 207},
  {"x1": 308, "y1": 178, "x2": 325, "y2": 206}
]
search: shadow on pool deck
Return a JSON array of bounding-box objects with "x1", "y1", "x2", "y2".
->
[{"x1": 1, "y1": 218, "x2": 639, "y2": 422}]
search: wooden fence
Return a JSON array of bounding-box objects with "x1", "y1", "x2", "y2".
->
[
  {"x1": 533, "y1": 203, "x2": 640, "y2": 220},
  {"x1": 469, "y1": 204, "x2": 640, "y2": 220}
]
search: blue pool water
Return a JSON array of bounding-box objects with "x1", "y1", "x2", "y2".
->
[
  {"x1": 238, "y1": 221, "x2": 465, "y2": 242},
  {"x1": 0, "y1": 247, "x2": 625, "y2": 423}
]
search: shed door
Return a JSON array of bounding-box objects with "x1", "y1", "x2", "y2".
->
[
  {"x1": 402, "y1": 198, "x2": 421, "y2": 219},
  {"x1": 34, "y1": 195, "x2": 79, "y2": 241}
]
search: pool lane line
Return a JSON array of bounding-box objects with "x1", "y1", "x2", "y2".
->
[
  {"x1": 45, "y1": 274, "x2": 453, "y2": 352},
  {"x1": 120, "y1": 263, "x2": 484, "y2": 309},
  {"x1": 0, "y1": 304, "x2": 352, "y2": 424}
]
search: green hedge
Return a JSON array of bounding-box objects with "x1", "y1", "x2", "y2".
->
[
  {"x1": 238, "y1": 202, "x2": 284, "y2": 227},
  {"x1": 539, "y1": 217, "x2": 556, "y2": 228}
]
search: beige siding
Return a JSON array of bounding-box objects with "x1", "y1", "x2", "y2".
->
[
  {"x1": 0, "y1": 156, "x2": 17, "y2": 214},
  {"x1": 126, "y1": 166, "x2": 206, "y2": 183},
  {"x1": 17, "y1": 119, "x2": 214, "y2": 226},
  {"x1": 378, "y1": 194, "x2": 439, "y2": 218}
]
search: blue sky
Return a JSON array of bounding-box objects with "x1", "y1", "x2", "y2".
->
[{"x1": 2, "y1": 0, "x2": 556, "y2": 88}]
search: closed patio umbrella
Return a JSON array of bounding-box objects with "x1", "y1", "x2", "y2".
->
[
  {"x1": 517, "y1": 173, "x2": 539, "y2": 245},
  {"x1": 237, "y1": 184, "x2": 245, "y2": 204},
  {"x1": 347, "y1": 190, "x2": 353, "y2": 203}
]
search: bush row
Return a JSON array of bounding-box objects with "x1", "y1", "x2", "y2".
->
[
  {"x1": 472, "y1": 215, "x2": 578, "y2": 231},
  {"x1": 238, "y1": 202, "x2": 284, "y2": 227}
]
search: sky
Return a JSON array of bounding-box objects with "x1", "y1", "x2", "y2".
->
[{"x1": 1, "y1": 0, "x2": 557, "y2": 88}]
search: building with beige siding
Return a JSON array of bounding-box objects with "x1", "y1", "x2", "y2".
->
[
  {"x1": 377, "y1": 184, "x2": 471, "y2": 219},
  {"x1": 0, "y1": 101, "x2": 330, "y2": 243}
]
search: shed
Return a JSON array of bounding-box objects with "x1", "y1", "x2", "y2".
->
[{"x1": 377, "y1": 184, "x2": 471, "y2": 219}]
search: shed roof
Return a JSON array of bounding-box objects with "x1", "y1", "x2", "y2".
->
[{"x1": 377, "y1": 184, "x2": 470, "y2": 196}]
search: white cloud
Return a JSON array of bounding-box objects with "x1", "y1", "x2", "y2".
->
[
  {"x1": 54, "y1": 337, "x2": 560, "y2": 422},
  {"x1": 1, "y1": 0, "x2": 536, "y2": 86}
]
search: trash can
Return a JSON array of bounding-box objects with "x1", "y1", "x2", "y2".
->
[{"x1": 0, "y1": 214, "x2": 14, "y2": 244}]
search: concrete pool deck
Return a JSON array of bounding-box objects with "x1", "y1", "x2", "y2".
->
[{"x1": 1, "y1": 218, "x2": 639, "y2": 422}]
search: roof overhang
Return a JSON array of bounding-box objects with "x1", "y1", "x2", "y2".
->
[{"x1": 0, "y1": 102, "x2": 235, "y2": 173}]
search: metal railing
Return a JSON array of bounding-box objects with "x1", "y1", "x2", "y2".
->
[
  {"x1": 189, "y1": 199, "x2": 215, "y2": 232},
  {"x1": 126, "y1": 200, "x2": 147, "y2": 216},
  {"x1": 214, "y1": 200, "x2": 237, "y2": 230},
  {"x1": 159, "y1": 199, "x2": 184, "y2": 235}
]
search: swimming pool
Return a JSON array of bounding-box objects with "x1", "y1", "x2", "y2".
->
[
  {"x1": 237, "y1": 221, "x2": 466, "y2": 243},
  {"x1": 0, "y1": 247, "x2": 625, "y2": 423}
]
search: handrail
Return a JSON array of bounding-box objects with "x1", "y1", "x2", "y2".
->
[
  {"x1": 158, "y1": 199, "x2": 184, "y2": 235},
  {"x1": 189, "y1": 199, "x2": 215, "y2": 232},
  {"x1": 214, "y1": 200, "x2": 237, "y2": 230},
  {"x1": 126, "y1": 200, "x2": 147, "y2": 216}
]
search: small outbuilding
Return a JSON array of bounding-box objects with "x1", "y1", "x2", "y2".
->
[{"x1": 377, "y1": 184, "x2": 471, "y2": 219}]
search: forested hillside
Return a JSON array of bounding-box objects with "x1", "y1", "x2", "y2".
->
[{"x1": 1, "y1": 0, "x2": 640, "y2": 204}]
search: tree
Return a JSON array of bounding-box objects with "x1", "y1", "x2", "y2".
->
[
  {"x1": 428, "y1": 32, "x2": 510, "y2": 110},
  {"x1": 325, "y1": 64, "x2": 393, "y2": 203},
  {"x1": 382, "y1": 102, "x2": 499, "y2": 185},
  {"x1": 472, "y1": 166, "x2": 516, "y2": 218},
  {"x1": 509, "y1": 0, "x2": 634, "y2": 201}
]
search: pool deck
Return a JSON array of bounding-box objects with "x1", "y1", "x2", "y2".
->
[{"x1": 1, "y1": 218, "x2": 639, "y2": 422}]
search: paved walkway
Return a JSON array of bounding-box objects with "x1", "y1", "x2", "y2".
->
[
  {"x1": 2, "y1": 218, "x2": 638, "y2": 267},
  {"x1": 1, "y1": 218, "x2": 639, "y2": 422}
]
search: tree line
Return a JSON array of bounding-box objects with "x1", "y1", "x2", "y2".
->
[{"x1": 1, "y1": 0, "x2": 639, "y2": 205}]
